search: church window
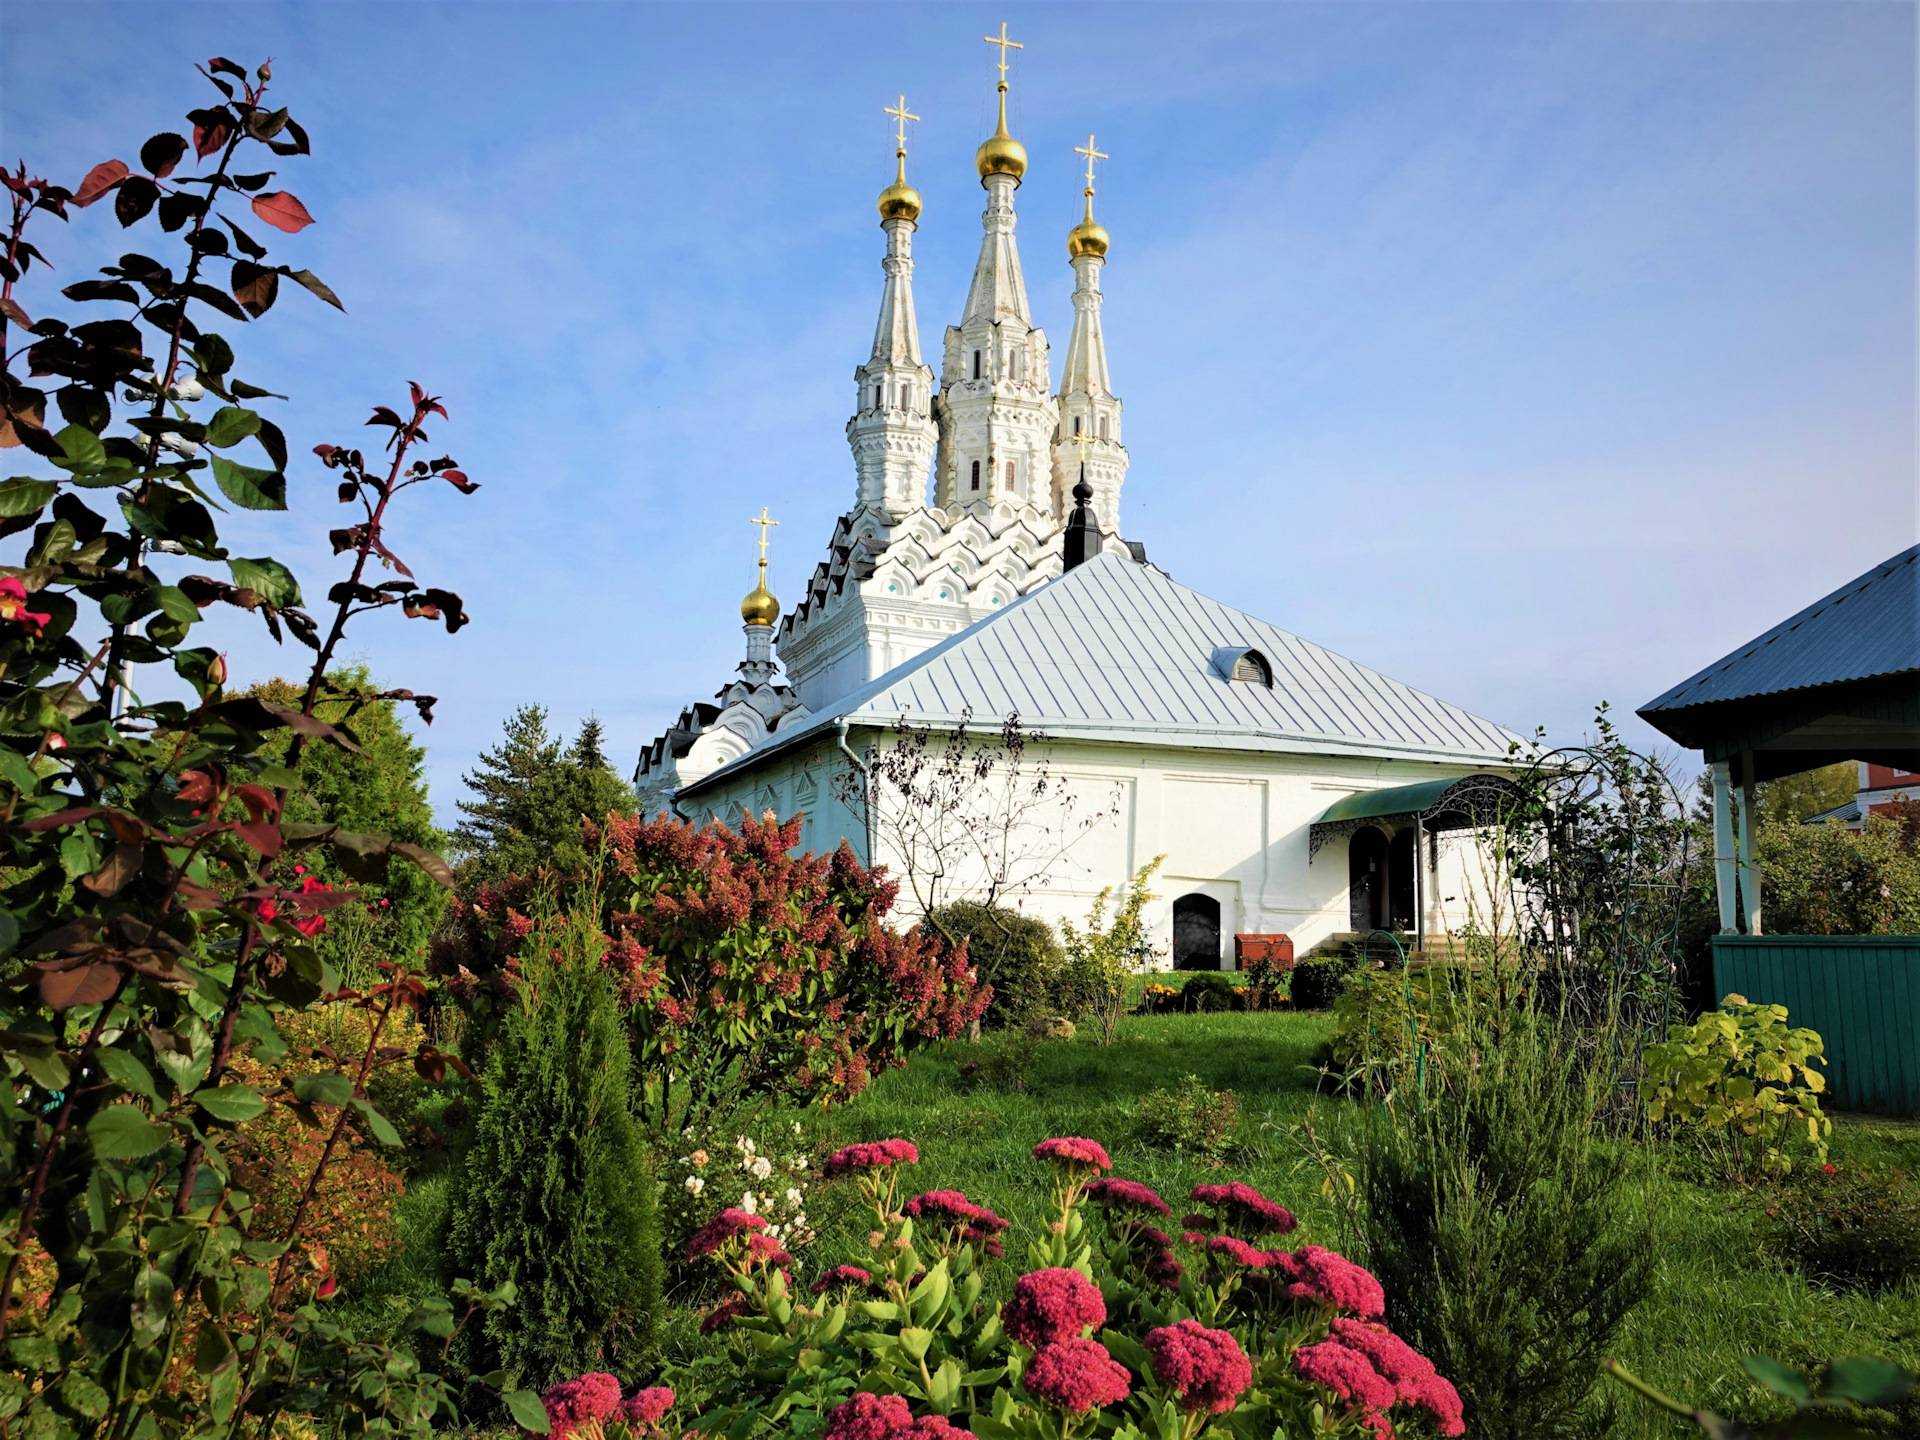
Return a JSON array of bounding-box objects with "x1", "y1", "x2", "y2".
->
[
  {"x1": 970, "y1": 460, "x2": 980, "y2": 491},
  {"x1": 972, "y1": 350, "x2": 982, "y2": 380},
  {"x1": 899, "y1": 382, "x2": 910, "y2": 408},
  {"x1": 1011, "y1": 347, "x2": 1024, "y2": 381},
  {"x1": 1099, "y1": 415, "x2": 1110, "y2": 440},
  {"x1": 1072, "y1": 416, "x2": 1082, "y2": 436},
  {"x1": 874, "y1": 385, "x2": 883, "y2": 411},
  {"x1": 1005, "y1": 460, "x2": 1016, "y2": 490}
]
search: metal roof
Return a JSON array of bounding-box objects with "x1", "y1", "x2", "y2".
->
[
  {"x1": 1315, "y1": 776, "x2": 1478, "y2": 825},
  {"x1": 1640, "y1": 544, "x2": 1920, "y2": 721},
  {"x1": 682, "y1": 552, "x2": 1523, "y2": 796}
]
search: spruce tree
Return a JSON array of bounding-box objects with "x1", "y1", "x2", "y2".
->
[
  {"x1": 454, "y1": 707, "x2": 636, "y2": 884},
  {"x1": 445, "y1": 911, "x2": 662, "y2": 1382}
]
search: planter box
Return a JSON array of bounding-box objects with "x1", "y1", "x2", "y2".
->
[
  {"x1": 1234, "y1": 933, "x2": 1294, "y2": 970},
  {"x1": 1712, "y1": 934, "x2": 1920, "y2": 1115}
]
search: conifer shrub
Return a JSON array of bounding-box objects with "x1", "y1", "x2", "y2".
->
[
  {"x1": 927, "y1": 900, "x2": 1062, "y2": 1029},
  {"x1": 445, "y1": 906, "x2": 663, "y2": 1384},
  {"x1": 1356, "y1": 1002, "x2": 1650, "y2": 1440}
]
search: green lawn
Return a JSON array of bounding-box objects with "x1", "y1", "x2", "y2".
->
[{"x1": 755, "y1": 1009, "x2": 1920, "y2": 1439}]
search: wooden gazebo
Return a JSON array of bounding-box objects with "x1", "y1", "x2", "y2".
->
[{"x1": 1638, "y1": 543, "x2": 1920, "y2": 1111}]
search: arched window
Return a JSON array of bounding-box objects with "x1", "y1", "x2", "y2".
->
[
  {"x1": 970, "y1": 460, "x2": 981, "y2": 491},
  {"x1": 1099, "y1": 415, "x2": 1110, "y2": 440},
  {"x1": 898, "y1": 382, "x2": 910, "y2": 409},
  {"x1": 972, "y1": 350, "x2": 982, "y2": 380},
  {"x1": 1005, "y1": 460, "x2": 1016, "y2": 490},
  {"x1": 1072, "y1": 415, "x2": 1082, "y2": 436},
  {"x1": 873, "y1": 385, "x2": 882, "y2": 411}
]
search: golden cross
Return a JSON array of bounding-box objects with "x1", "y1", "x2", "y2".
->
[
  {"x1": 1071, "y1": 428, "x2": 1095, "y2": 464},
  {"x1": 983, "y1": 21, "x2": 1022, "y2": 85},
  {"x1": 1075, "y1": 133, "x2": 1109, "y2": 192},
  {"x1": 885, "y1": 94, "x2": 919, "y2": 154},
  {"x1": 748, "y1": 506, "x2": 778, "y2": 564}
]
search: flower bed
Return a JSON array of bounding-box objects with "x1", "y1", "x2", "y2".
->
[{"x1": 661, "y1": 1131, "x2": 1463, "y2": 1438}]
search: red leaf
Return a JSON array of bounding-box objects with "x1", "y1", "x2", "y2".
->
[
  {"x1": 0, "y1": 296, "x2": 30, "y2": 328},
  {"x1": 250, "y1": 190, "x2": 314, "y2": 233},
  {"x1": 440, "y1": 469, "x2": 478, "y2": 494},
  {"x1": 193, "y1": 118, "x2": 233, "y2": 159},
  {"x1": 176, "y1": 770, "x2": 218, "y2": 805},
  {"x1": 37, "y1": 961, "x2": 122, "y2": 1010},
  {"x1": 73, "y1": 160, "x2": 129, "y2": 208}
]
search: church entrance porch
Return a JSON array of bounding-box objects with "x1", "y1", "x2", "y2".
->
[
  {"x1": 1172, "y1": 892, "x2": 1223, "y2": 970},
  {"x1": 1347, "y1": 826, "x2": 1388, "y2": 932}
]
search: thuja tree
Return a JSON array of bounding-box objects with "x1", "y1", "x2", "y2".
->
[{"x1": 0, "y1": 58, "x2": 535, "y2": 1438}]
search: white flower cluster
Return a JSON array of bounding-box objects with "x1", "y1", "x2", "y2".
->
[{"x1": 679, "y1": 1124, "x2": 816, "y2": 1249}]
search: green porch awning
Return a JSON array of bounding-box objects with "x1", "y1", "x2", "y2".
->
[{"x1": 1308, "y1": 773, "x2": 1525, "y2": 857}]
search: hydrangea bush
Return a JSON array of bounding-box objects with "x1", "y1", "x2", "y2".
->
[{"x1": 679, "y1": 1133, "x2": 1464, "y2": 1440}]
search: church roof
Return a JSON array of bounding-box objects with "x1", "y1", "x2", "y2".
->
[{"x1": 679, "y1": 552, "x2": 1523, "y2": 797}]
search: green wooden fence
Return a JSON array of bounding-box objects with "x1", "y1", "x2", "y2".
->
[{"x1": 1711, "y1": 935, "x2": 1920, "y2": 1115}]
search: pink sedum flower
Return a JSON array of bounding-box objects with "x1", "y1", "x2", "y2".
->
[
  {"x1": 1205, "y1": 1234, "x2": 1275, "y2": 1270},
  {"x1": 1273, "y1": 1244, "x2": 1387, "y2": 1318},
  {"x1": 1023, "y1": 1337, "x2": 1133, "y2": 1414},
  {"x1": 824, "y1": 1392, "x2": 914, "y2": 1440},
  {"x1": 904, "y1": 1189, "x2": 1008, "y2": 1235},
  {"x1": 539, "y1": 1372, "x2": 622, "y2": 1439},
  {"x1": 699, "y1": 1291, "x2": 750, "y2": 1333},
  {"x1": 621, "y1": 1386, "x2": 675, "y2": 1430},
  {"x1": 1032, "y1": 1136, "x2": 1113, "y2": 1171},
  {"x1": 810, "y1": 1263, "x2": 876, "y2": 1295},
  {"x1": 1190, "y1": 1180, "x2": 1297, "y2": 1235},
  {"x1": 1293, "y1": 1338, "x2": 1398, "y2": 1416},
  {"x1": 1329, "y1": 1322, "x2": 1465, "y2": 1437},
  {"x1": 686, "y1": 1206, "x2": 769, "y2": 1259},
  {"x1": 1002, "y1": 1267, "x2": 1107, "y2": 1348},
  {"x1": 1144, "y1": 1319, "x2": 1254, "y2": 1415},
  {"x1": 1084, "y1": 1177, "x2": 1171, "y2": 1215},
  {"x1": 822, "y1": 1138, "x2": 920, "y2": 1177}
]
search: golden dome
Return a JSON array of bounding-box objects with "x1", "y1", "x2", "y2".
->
[
  {"x1": 877, "y1": 151, "x2": 921, "y2": 223},
  {"x1": 976, "y1": 87, "x2": 1026, "y2": 182},
  {"x1": 1067, "y1": 191, "x2": 1108, "y2": 258},
  {"x1": 740, "y1": 575, "x2": 780, "y2": 626}
]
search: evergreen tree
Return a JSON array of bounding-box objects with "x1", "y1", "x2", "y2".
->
[
  {"x1": 246, "y1": 667, "x2": 448, "y2": 970},
  {"x1": 454, "y1": 707, "x2": 635, "y2": 885},
  {"x1": 445, "y1": 910, "x2": 662, "y2": 1382}
]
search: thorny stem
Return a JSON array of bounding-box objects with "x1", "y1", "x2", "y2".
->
[
  {"x1": 0, "y1": 972, "x2": 133, "y2": 1341},
  {"x1": 103, "y1": 107, "x2": 253, "y2": 713},
  {"x1": 228, "y1": 980, "x2": 404, "y2": 1433}
]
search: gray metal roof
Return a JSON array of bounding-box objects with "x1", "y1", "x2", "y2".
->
[
  {"x1": 1640, "y1": 544, "x2": 1920, "y2": 721},
  {"x1": 682, "y1": 552, "x2": 1523, "y2": 795}
]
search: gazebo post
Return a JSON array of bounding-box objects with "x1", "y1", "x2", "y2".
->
[
  {"x1": 1710, "y1": 759, "x2": 1738, "y2": 934},
  {"x1": 1736, "y1": 754, "x2": 1763, "y2": 936},
  {"x1": 1413, "y1": 815, "x2": 1426, "y2": 955}
]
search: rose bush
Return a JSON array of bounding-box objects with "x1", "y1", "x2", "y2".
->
[{"x1": 676, "y1": 1133, "x2": 1464, "y2": 1440}]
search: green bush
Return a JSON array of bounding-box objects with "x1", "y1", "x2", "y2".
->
[
  {"x1": 1357, "y1": 1003, "x2": 1651, "y2": 1440},
  {"x1": 1758, "y1": 812, "x2": 1920, "y2": 935},
  {"x1": 1643, "y1": 995, "x2": 1831, "y2": 1178},
  {"x1": 1179, "y1": 971, "x2": 1240, "y2": 1012},
  {"x1": 445, "y1": 909, "x2": 663, "y2": 1383},
  {"x1": 1321, "y1": 965, "x2": 1494, "y2": 1099},
  {"x1": 927, "y1": 901, "x2": 1062, "y2": 1029},
  {"x1": 1768, "y1": 1162, "x2": 1920, "y2": 1293},
  {"x1": 1289, "y1": 950, "x2": 1364, "y2": 1010},
  {"x1": 1130, "y1": 1073, "x2": 1241, "y2": 1163}
]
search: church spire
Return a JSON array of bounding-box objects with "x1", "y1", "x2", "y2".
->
[
  {"x1": 936, "y1": 24, "x2": 1058, "y2": 517},
  {"x1": 848, "y1": 94, "x2": 936, "y2": 516},
  {"x1": 1053, "y1": 133, "x2": 1127, "y2": 531}
]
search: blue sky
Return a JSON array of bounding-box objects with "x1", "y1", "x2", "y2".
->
[{"x1": 5, "y1": 2, "x2": 1914, "y2": 823}]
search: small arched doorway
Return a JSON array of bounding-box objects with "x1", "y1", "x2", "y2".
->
[
  {"x1": 1172, "y1": 893, "x2": 1223, "y2": 970},
  {"x1": 1348, "y1": 826, "x2": 1389, "y2": 932},
  {"x1": 1388, "y1": 827, "x2": 1417, "y2": 932}
]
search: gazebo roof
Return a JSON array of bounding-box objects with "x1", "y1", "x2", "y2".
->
[{"x1": 1638, "y1": 544, "x2": 1920, "y2": 778}]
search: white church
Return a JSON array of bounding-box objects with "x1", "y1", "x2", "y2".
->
[{"x1": 633, "y1": 32, "x2": 1527, "y2": 968}]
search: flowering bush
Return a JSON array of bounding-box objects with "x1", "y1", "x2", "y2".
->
[
  {"x1": 663, "y1": 1125, "x2": 826, "y2": 1292},
  {"x1": 675, "y1": 1133, "x2": 1463, "y2": 1440},
  {"x1": 434, "y1": 811, "x2": 988, "y2": 1131},
  {"x1": 537, "y1": 1371, "x2": 677, "y2": 1439}
]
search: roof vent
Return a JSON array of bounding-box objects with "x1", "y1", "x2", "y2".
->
[{"x1": 1211, "y1": 646, "x2": 1273, "y2": 687}]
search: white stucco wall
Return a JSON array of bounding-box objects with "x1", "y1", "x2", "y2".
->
[{"x1": 684, "y1": 730, "x2": 1507, "y2": 967}]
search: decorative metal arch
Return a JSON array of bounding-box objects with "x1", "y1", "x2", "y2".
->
[{"x1": 1307, "y1": 773, "x2": 1529, "y2": 859}]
